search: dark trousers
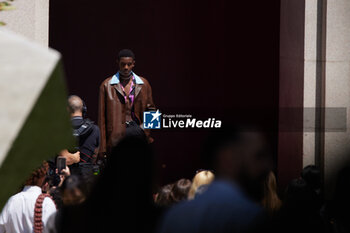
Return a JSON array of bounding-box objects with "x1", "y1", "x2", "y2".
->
[{"x1": 125, "y1": 121, "x2": 146, "y2": 140}]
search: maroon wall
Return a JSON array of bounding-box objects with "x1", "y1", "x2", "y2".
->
[
  {"x1": 278, "y1": 0, "x2": 305, "y2": 188},
  {"x1": 49, "y1": 0, "x2": 280, "y2": 185}
]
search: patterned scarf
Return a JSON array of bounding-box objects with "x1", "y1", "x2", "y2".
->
[{"x1": 120, "y1": 75, "x2": 136, "y2": 106}]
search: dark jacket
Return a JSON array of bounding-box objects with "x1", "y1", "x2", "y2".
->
[
  {"x1": 98, "y1": 73, "x2": 155, "y2": 155},
  {"x1": 71, "y1": 117, "x2": 100, "y2": 163}
]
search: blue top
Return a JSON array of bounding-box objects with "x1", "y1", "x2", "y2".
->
[{"x1": 158, "y1": 180, "x2": 264, "y2": 233}]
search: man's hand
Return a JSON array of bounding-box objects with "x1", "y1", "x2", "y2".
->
[
  {"x1": 56, "y1": 166, "x2": 71, "y2": 187},
  {"x1": 59, "y1": 149, "x2": 80, "y2": 165}
]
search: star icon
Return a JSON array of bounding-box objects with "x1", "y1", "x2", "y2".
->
[{"x1": 150, "y1": 110, "x2": 161, "y2": 122}]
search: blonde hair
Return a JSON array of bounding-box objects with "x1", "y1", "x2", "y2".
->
[
  {"x1": 261, "y1": 171, "x2": 282, "y2": 215},
  {"x1": 188, "y1": 170, "x2": 215, "y2": 200}
]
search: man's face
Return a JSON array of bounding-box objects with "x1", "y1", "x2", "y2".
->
[
  {"x1": 215, "y1": 132, "x2": 272, "y2": 200},
  {"x1": 235, "y1": 133, "x2": 272, "y2": 200},
  {"x1": 118, "y1": 57, "x2": 135, "y2": 77},
  {"x1": 239, "y1": 133, "x2": 272, "y2": 183}
]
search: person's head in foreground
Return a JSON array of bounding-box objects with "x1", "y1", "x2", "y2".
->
[
  {"x1": 188, "y1": 169, "x2": 215, "y2": 199},
  {"x1": 203, "y1": 126, "x2": 272, "y2": 200},
  {"x1": 170, "y1": 178, "x2": 191, "y2": 203},
  {"x1": 57, "y1": 136, "x2": 158, "y2": 233},
  {"x1": 158, "y1": 126, "x2": 271, "y2": 233},
  {"x1": 155, "y1": 184, "x2": 174, "y2": 207},
  {"x1": 301, "y1": 165, "x2": 322, "y2": 191},
  {"x1": 61, "y1": 175, "x2": 86, "y2": 206}
]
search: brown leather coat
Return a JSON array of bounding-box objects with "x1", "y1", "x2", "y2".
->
[{"x1": 98, "y1": 74, "x2": 155, "y2": 155}]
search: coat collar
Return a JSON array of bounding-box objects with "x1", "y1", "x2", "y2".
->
[
  {"x1": 110, "y1": 71, "x2": 144, "y2": 98},
  {"x1": 110, "y1": 71, "x2": 144, "y2": 85}
]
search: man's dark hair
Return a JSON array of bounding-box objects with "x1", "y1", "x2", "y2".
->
[
  {"x1": 171, "y1": 178, "x2": 191, "y2": 203},
  {"x1": 155, "y1": 184, "x2": 174, "y2": 207},
  {"x1": 301, "y1": 165, "x2": 322, "y2": 190},
  {"x1": 61, "y1": 175, "x2": 87, "y2": 196},
  {"x1": 118, "y1": 49, "x2": 135, "y2": 60}
]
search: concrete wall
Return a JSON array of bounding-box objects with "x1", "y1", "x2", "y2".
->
[
  {"x1": 303, "y1": 0, "x2": 318, "y2": 167},
  {"x1": 303, "y1": 0, "x2": 350, "y2": 197},
  {"x1": 324, "y1": 0, "x2": 350, "y2": 196},
  {"x1": 0, "y1": 0, "x2": 49, "y2": 46}
]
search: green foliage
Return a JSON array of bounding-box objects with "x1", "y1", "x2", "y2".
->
[
  {"x1": 0, "y1": 1, "x2": 15, "y2": 11},
  {"x1": 0, "y1": 0, "x2": 15, "y2": 26},
  {"x1": 0, "y1": 61, "x2": 76, "y2": 209}
]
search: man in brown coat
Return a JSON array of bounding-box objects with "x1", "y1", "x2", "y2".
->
[{"x1": 98, "y1": 49, "x2": 156, "y2": 157}]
